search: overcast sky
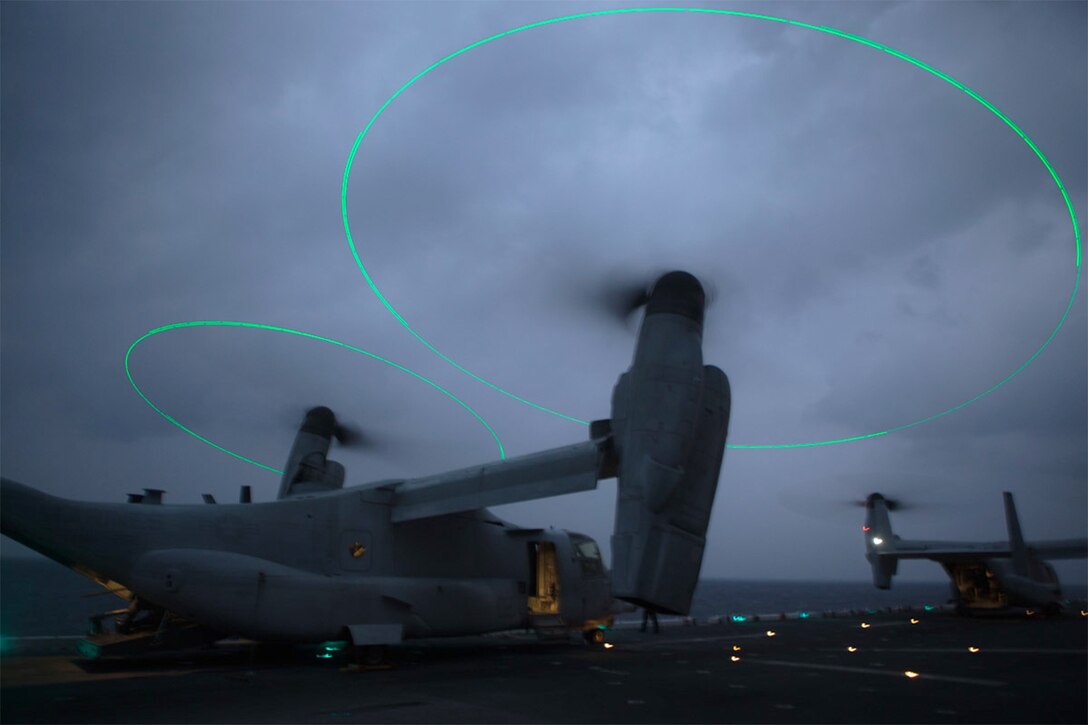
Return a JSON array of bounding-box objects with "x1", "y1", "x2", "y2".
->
[{"x1": 2, "y1": 1, "x2": 1085, "y2": 586}]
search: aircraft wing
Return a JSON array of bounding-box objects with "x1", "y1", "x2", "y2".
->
[
  {"x1": 882, "y1": 537, "x2": 1088, "y2": 562},
  {"x1": 878, "y1": 539, "x2": 1012, "y2": 561},
  {"x1": 373, "y1": 440, "x2": 610, "y2": 523},
  {"x1": 1027, "y1": 538, "x2": 1088, "y2": 560}
]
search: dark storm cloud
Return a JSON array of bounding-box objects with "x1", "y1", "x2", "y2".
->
[{"x1": 2, "y1": 2, "x2": 1084, "y2": 581}]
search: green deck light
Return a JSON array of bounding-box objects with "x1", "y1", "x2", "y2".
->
[
  {"x1": 315, "y1": 640, "x2": 349, "y2": 659},
  {"x1": 341, "y1": 7, "x2": 1081, "y2": 449},
  {"x1": 76, "y1": 640, "x2": 100, "y2": 659}
]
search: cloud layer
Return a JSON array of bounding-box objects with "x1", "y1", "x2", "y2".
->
[{"x1": 2, "y1": 2, "x2": 1084, "y2": 583}]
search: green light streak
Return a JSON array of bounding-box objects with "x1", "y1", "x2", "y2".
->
[
  {"x1": 124, "y1": 321, "x2": 505, "y2": 473},
  {"x1": 342, "y1": 7, "x2": 1081, "y2": 449}
]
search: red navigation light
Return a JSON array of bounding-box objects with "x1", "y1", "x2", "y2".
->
[{"x1": 862, "y1": 526, "x2": 870, "y2": 532}]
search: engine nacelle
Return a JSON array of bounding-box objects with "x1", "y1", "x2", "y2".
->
[
  {"x1": 864, "y1": 493, "x2": 898, "y2": 589},
  {"x1": 608, "y1": 272, "x2": 731, "y2": 615},
  {"x1": 278, "y1": 406, "x2": 346, "y2": 499}
]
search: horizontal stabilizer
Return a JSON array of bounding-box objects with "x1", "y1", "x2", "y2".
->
[{"x1": 1027, "y1": 540, "x2": 1088, "y2": 559}]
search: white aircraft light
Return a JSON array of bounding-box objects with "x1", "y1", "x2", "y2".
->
[
  {"x1": 968, "y1": 647, "x2": 980, "y2": 653},
  {"x1": 872, "y1": 537, "x2": 884, "y2": 546},
  {"x1": 847, "y1": 646, "x2": 857, "y2": 652},
  {"x1": 730, "y1": 655, "x2": 741, "y2": 662},
  {"x1": 603, "y1": 643, "x2": 614, "y2": 650},
  {"x1": 765, "y1": 630, "x2": 777, "y2": 637},
  {"x1": 860, "y1": 623, "x2": 871, "y2": 629},
  {"x1": 909, "y1": 618, "x2": 919, "y2": 624},
  {"x1": 904, "y1": 671, "x2": 920, "y2": 679}
]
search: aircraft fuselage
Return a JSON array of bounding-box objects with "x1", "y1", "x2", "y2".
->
[{"x1": 1, "y1": 479, "x2": 612, "y2": 642}]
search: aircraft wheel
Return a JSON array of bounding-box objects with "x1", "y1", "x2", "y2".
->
[
  {"x1": 584, "y1": 628, "x2": 606, "y2": 645},
  {"x1": 362, "y1": 644, "x2": 388, "y2": 665},
  {"x1": 348, "y1": 643, "x2": 388, "y2": 667}
]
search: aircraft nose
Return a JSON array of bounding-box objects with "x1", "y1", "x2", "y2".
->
[{"x1": 646, "y1": 271, "x2": 706, "y2": 324}]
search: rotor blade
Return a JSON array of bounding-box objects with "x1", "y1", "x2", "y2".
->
[
  {"x1": 702, "y1": 278, "x2": 718, "y2": 309},
  {"x1": 777, "y1": 472, "x2": 956, "y2": 520},
  {"x1": 334, "y1": 422, "x2": 367, "y2": 448},
  {"x1": 557, "y1": 265, "x2": 717, "y2": 331},
  {"x1": 590, "y1": 278, "x2": 653, "y2": 325},
  {"x1": 281, "y1": 405, "x2": 379, "y2": 450}
]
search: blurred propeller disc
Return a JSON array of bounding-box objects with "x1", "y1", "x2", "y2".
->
[
  {"x1": 333, "y1": 422, "x2": 365, "y2": 448},
  {"x1": 777, "y1": 471, "x2": 958, "y2": 521},
  {"x1": 281, "y1": 405, "x2": 374, "y2": 450},
  {"x1": 577, "y1": 268, "x2": 716, "y2": 329}
]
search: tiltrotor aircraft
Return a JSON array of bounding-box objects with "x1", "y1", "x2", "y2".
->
[
  {"x1": 863, "y1": 491, "x2": 1087, "y2": 615},
  {"x1": 1, "y1": 271, "x2": 730, "y2": 657}
]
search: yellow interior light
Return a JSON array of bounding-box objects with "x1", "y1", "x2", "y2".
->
[
  {"x1": 968, "y1": 647, "x2": 980, "y2": 653},
  {"x1": 847, "y1": 646, "x2": 857, "y2": 652},
  {"x1": 904, "y1": 671, "x2": 920, "y2": 679},
  {"x1": 909, "y1": 618, "x2": 919, "y2": 624},
  {"x1": 732, "y1": 645, "x2": 742, "y2": 651},
  {"x1": 860, "y1": 623, "x2": 871, "y2": 629}
]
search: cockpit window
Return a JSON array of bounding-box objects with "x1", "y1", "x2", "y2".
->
[
  {"x1": 576, "y1": 539, "x2": 602, "y2": 561},
  {"x1": 570, "y1": 533, "x2": 605, "y2": 576}
]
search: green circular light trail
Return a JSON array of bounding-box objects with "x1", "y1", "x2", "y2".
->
[
  {"x1": 124, "y1": 321, "x2": 505, "y2": 473},
  {"x1": 341, "y1": 7, "x2": 1082, "y2": 450}
]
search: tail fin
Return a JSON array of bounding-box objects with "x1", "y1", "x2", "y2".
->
[
  {"x1": 1003, "y1": 491, "x2": 1030, "y2": 576},
  {"x1": 864, "y1": 493, "x2": 898, "y2": 589}
]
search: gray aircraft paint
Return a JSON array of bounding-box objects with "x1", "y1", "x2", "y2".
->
[
  {"x1": 1, "y1": 271, "x2": 727, "y2": 645},
  {"x1": 864, "y1": 491, "x2": 1087, "y2": 611}
]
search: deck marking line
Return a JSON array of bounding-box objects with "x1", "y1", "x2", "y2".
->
[
  {"x1": 589, "y1": 666, "x2": 629, "y2": 676},
  {"x1": 820, "y1": 647, "x2": 1088, "y2": 654},
  {"x1": 6, "y1": 636, "x2": 86, "y2": 641},
  {"x1": 625, "y1": 632, "x2": 780, "y2": 648},
  {"x1": 750, "y1": 658, "x2": 1006, "y2": 687}
]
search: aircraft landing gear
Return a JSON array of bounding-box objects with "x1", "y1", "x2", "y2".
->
[
  {"x1": 343, "y1": 644, "x2": 390, "y2": 670},
  {"x1": 584, "y1": 628, "x2": 607, "y2": 646}
]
